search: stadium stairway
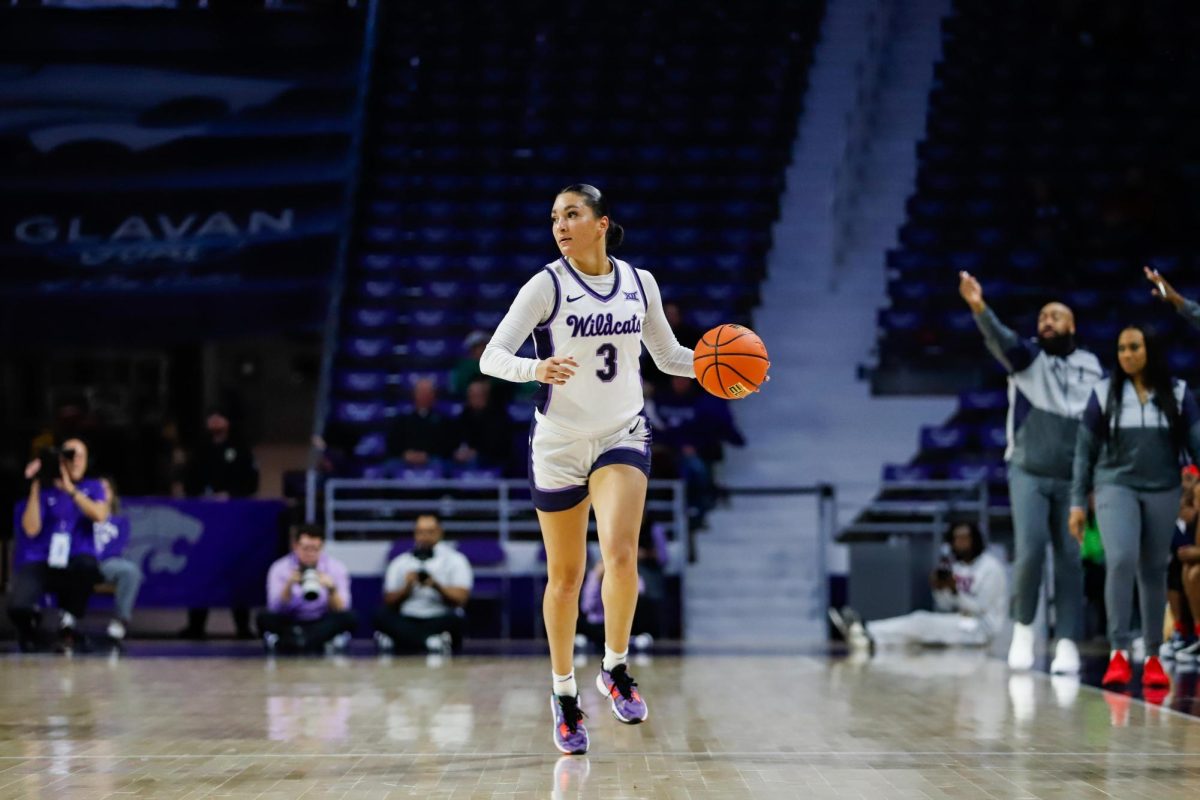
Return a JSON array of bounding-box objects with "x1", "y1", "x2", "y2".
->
[{"x1": 686, "y1": 0, "x2": 954, "y2": 644}]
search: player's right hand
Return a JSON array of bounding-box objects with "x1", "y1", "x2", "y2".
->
[
  {"x1": 536, "y1": 356, "x2": 578, "y2": 385},
  {"x1": 958, "y1": 271, "x2": 985, "y2": 313},
  {"x1": 1068, "y1": 508, "x2": 1086, "y2": 545}
]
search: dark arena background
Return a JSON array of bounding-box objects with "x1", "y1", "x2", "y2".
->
[{"x1": 2, "y1": 1, "x2": 1200, "y2": 797}]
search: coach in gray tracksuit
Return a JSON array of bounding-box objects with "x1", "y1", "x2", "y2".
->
[
  {"x1": 1069, "y1": 324, "x2": 1200, "y2": 660},
  {"x1": 959, "y1": 272, "x2": 1103, "y2": 671}
]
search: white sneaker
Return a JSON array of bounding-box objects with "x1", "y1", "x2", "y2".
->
[
  {"x1": 1049, "y1": 638, "x2": 1080, "y2": 674},
  {"x1": 374, "y1": 631, "x2": 394, "y2": 653},
  {"x1": 1131, "y1": 636, "x2": 1146, "y2": 663},
  {"x1": 632, "y1": 633, "x2": 655, "y2": 652},
  {"x1": 60, "y1": 610, "x2": 77, "y2": 631},
  {"x1": 424, "y1": 632, "x2": 452, "y2": 654},
  {"x1": 106, "y1": 619, "x2": 126, "y2": 641},
  {"x1": 1008, "y1": 622, "x2": 1035, "y2": 670}
]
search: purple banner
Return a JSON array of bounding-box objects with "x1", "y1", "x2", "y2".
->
[{"x1": 122, "y1": 498, "x2": 287, "y2": 607}]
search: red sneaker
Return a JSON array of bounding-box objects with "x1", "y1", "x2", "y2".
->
[
  {"x1": 1142, "y1": 656, "x2": 1171, "y2": 689},
  {"x1": 1102, "y1": 650, "x2": 1132, "y2": 687}
]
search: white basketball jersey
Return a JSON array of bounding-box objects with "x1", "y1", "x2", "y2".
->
[{"x1": 532, "y1": 257, "x2": 649, "y2": 436}]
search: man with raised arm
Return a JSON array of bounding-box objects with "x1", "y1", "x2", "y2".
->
[{"x1": 958, "y1": 271, "x2": 1103, "y2": 674}]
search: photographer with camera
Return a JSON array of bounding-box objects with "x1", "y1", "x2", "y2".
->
[
  {"x1": 374, "y1": 513, "x2": 473, "y2": 654},
  {"x1": 830, "y1": 521, "x2": 1008, "y2": 651},
  {"x1": 9, "y1": 439, "x2": 110, "y2": 651},
  {"x1": 256, "y1": 524, "x2": 355, "y2": 655}
]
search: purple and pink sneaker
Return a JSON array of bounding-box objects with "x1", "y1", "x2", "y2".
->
[
  {"x1": 551, "y1": 694, "x2": 589, "y2": 755},
  {"x1": 596, "y1": 663, "x2": 648, "y2": 724}
]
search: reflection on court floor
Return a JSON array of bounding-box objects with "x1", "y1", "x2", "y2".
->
[{"x1": 0, "y1": 649, "x2": 1198, "y2": 799}]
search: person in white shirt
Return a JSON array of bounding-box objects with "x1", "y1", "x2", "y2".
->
[
  {"x1": 374, "y1": 513, "x2": 473, "y2": 654},
  {"x1": 832, "y1": 522, "x2": 1008, "y2": 649},
  {"x1": 480, "y1": 184, "x2": 707, "y2": 752}
]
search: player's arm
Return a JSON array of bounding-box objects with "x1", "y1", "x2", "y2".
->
[
  {"x1": 959, "y1": 271, "x2": 1036, "y2": 373},
  {"x1": 479, "y1": 271, "x2": 578, "y2": 385},
  {"x1": 638, "y1": 269, "x2": 695, "y2": 378}
]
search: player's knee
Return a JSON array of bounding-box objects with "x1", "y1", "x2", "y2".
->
[
  {"x1": 545, "y1": 570, "x2": 585, "y2": 600},
  {"x1": 603, "y1": 546, "x2": 637, "y2": 576}
]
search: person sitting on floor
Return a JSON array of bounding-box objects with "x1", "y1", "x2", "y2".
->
[
  {"x1": 831, "y1": 521, "x2": 1008, "y2": 651},
  {"x1": 257, "y1": 524, "x2": 356, "y2": 655},
  {"x1": 374, "y1": 513, "x2": 473, "y2": 654}
]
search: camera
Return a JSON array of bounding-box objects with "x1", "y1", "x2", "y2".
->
[
  {"x1": 300, "y1": 567, "x2": 322, "y2": 601},
  {"x1": 36, "y1": 446, "x2": 74, "y2": 485},
  {"x1": 417, "y1": 569, "x2": 430, "y2": 584}
]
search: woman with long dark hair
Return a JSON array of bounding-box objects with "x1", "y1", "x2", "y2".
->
[
  {"x1": 480, "y1": 184, "x2": 704, "y2": 754},
  {"x1": 1070, "y1": 324, "x2": 1200, "y2": 690}
]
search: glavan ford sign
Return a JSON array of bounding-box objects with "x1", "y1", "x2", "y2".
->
[{"x1": 13, "y1": 209, "x2": 294, "y2": 266}]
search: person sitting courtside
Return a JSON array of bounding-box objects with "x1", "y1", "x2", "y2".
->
[{"x1": 374, "y1": 513, "x2": 473, "y2": 654}]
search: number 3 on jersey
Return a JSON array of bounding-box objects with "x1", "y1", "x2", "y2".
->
[{"x1": 596, "y1": 343, "x2": 618, "y2": 382}]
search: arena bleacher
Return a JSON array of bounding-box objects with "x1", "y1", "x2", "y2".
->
[{"x1": 854, "y1": 0, "x2": 1200, "y2": 541}]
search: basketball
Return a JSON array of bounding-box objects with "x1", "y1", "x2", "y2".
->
[{"x1": 693, "y1": 324, "x2": 770, "y2": 399}]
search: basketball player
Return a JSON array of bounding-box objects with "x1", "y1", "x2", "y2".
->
[
  {"x1": 480, "y1": 184, "x2": 696, "y2": 754},
  {"x1": 958, "y1": 272, "x2": 1103, "y2": 674}
]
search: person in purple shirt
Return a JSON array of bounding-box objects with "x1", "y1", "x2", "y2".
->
[
  {"x1": 9, "y1": 438, "x2": 110, "y2": 652},
  {"x1": 256, "y1": 524, "x2": 355, "y2": 654}
]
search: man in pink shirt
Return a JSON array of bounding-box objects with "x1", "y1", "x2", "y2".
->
[{"x1": 257, "y1": 524, "x2": 355, "y2": 654}]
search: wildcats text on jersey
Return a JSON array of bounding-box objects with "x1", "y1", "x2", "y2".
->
[{"x1": 565, "y1": 312, "x2": 643, "y2": 338}]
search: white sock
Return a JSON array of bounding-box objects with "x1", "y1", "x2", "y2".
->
[
  {"x1": 553, "y1": 671, "x2": 577, "y2": 698},
  {"x1": 603, "y1": 645, "x2": 628, "y2": 673}
]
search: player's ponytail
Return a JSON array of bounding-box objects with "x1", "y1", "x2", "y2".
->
[
  {"x1": 606, "y1": 222, "x2": 624, "y2": 251},
  {"x1": 558, "y1": 183, "x2": 622, "y2": 251}
]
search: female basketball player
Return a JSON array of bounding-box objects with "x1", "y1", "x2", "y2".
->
[
  {"x1": 480, "y1": 184, "x2": 696, "y2": 754},
  {"x1": 1069, "y1": 324, "x2": 1200, "y2": 690}
]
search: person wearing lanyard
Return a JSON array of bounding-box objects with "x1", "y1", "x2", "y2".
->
[
  {"x1": 9, "y1": 439, "x2": 110, "y2": 652},
  {"x1": 958, "y1": 272, "x2": 1103, "y2": 674}
]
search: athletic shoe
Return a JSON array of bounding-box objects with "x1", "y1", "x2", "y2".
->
[
  {"x1": 262, "y1": 632, "x2": 280, "y2": 654},
  {"x1": 1176, "y1": 638, "x2": 1200, "y2": 665},
  {"x1": 1159, "y1": 630, "x2": 1192, "y2": 660},
  {"x1": 596, "y1": 663, "x2": 648, "y2": 723},
  {"x1": 1142, "y1": 656, "x2": 1171, "y2": 689},
  {"x1": 1049, "y1": 638, "x2": 1080, "y2": 675},
  {"x1": 551, "y1": 694, "x2": 588, "y2": 755},
  {"x1": 374, "y1": 631, "x2": 394, "y2": 654},
  {"x1": 1008, "y1": 622, "x2": 1035, "y2": 671},
  {"x1": 106, "y1": 619, "x2": 126, "y2": 641},
  {"x1": 325, "y1": 632, "x2": 352, "y2": 655},
  {"x1": 1101, "y1": 650, "x2": 1132, "y2": 687},
  {"x1": 828, "y1": 606, "x2": 872, "y2": 652}
]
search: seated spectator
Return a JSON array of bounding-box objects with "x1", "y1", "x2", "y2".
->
[
  {"x1": 9, "y1": 439, "x2": 110, "y2": 652},
  {"x1": 184, "y1": 407, "x2": 259, "y2": 499},
  {"x1": 448, "y1": 378, "x2": 511, "y2": 470},
  {"x1": 257, "y1": 524, "x2": 355, "y2": 655},
  {"x1": 385, "y1": 378, "x2": 452, "y2": 474},
  {"x1": 374, "y1": 513, "x2": 473, "y2": 654},
  {"x1": 181, "y1": 407, "x2": 258, "y2": 640},
  {"x1": 93, "y1": 478, "x2": 143, "y2": 642},
  {"x1": 830, "y1": 522, "x2": 1007, "y2": 650}
]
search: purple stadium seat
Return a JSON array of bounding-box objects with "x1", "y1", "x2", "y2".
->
[
  {"x1": 919, "y1": 425, "x2": 968, "y2": 451},
  {"x1": 882, "y1": 464, "x2": 933, "y2": 482}
]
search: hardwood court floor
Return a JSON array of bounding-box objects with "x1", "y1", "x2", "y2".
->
[{"x1": 2, "y1": 649, "x2": 1200, "y2": 799}]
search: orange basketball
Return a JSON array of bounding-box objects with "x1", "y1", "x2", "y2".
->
[{"x1": 693, "y1": 324, "x2": 769, "y2": 400}]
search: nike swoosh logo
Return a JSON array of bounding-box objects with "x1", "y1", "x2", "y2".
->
[
  {"x1": 566, "y1": 294, "x2": 585, "y2": 302},
  {"x1": 629, "y1": 419, "x2": 639, "y2": 433}
]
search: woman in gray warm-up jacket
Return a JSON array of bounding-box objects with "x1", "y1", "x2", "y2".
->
[{"x1": 1070, "y1": 324, "x2": 1200, "y2": 691}]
